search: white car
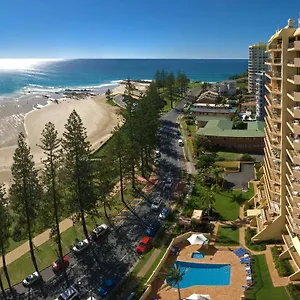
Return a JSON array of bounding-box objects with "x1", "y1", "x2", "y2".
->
[
  {"x1": 22, "y1": 271, "x2": 42, "y2": 288},
  {"x1": 178, "y1": 139, "x2": 183, "y2": 146},
  {"x1": 151, "y1": 198, "x2": 162, "y2": 211},
  {"x1": 154, "y1": 158, "x2": 160, "y2": 165},
  {"x1": 72, "y1": 238, "x2": 90, "y2": 254},
  {"x1": 155, "y1": 150, "x2": 161, "y2": 158},
  {"x1": 56, "y1": 285, "x2": 79, "y2": 300},
  {"x1": 165, "y1": 177, "x2": 173, "y2": 188},
  {"x1": 91, "y1": 223, "x2": 109, "y2": 240}
]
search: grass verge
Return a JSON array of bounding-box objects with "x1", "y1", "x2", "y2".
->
[
  {"x1": 245, "y1": 255, "x2": 289, "y2": 300},
  {"x1": 215, "y1": 225, "x2": 239, "y2": 246}
]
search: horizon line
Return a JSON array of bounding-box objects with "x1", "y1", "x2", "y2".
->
[{"x1": 0, "y1": 57, "x2": 249, "y2": 60}]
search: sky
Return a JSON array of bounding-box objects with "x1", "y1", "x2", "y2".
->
[{"x1": 0, "y1": 0, "x2": 299, "y2": 59}]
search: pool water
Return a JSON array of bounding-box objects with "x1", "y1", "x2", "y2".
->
[
  {"x1": 167, "y1": 261, "x2": 231, "y2": 288},
  {"x1": 191, "y1": 252, "x2": 205, "y2": 259}
]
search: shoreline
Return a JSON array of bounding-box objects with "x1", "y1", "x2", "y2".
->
[{"x1": 0, "y1": 81, "x2": 150, "y2": 189}]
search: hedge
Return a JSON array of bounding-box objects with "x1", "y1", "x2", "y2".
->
[
  {"x1": 271, "y1": 246, "x2": 293, "y2": 277},
  {"x1": 245, "y1": 228, "x2": 267, "y2": 251},
  {"x1": 287, "y1": 284, "x2": 300, "y2": 300}
]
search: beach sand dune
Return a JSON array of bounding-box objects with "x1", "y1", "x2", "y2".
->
[{"x1": 0, "y1": 95, "x2": 121, "y2": 187}]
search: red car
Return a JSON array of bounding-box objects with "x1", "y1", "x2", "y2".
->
[
  {"x1": 52, "y1": 256, "x2": 70, "y2": 273},
  {"x1": 136, "y1": 236, "x2": 152, "y2": 253}
]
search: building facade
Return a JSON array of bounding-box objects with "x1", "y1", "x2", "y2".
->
[
  {"x1": 255, "y1": 72, "x2": 266, "y2": 121},
  {"x1": 247, "y1": 18, "x2": 300, "y2": 281},
  {"x1": 248, "y1": 42, "x2": 268, "y2": 93}
]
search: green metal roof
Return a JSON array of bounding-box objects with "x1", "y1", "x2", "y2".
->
[
  {"x1": 196, "y1": 120, "x2": 265, "y2": 138},
  {"x1": 195, "y1": 116, "x2": 231, "y2": 121}
]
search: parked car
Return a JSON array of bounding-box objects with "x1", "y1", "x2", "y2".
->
[
  {"x1": 154, "y1": 158, "x2": 160, "y2": 165},
  {"x1": 151, "y1": 197, "x2": 162, "y2": 211},
  {"x1": 155, "y1": 150, "x2": 161, "y2": 158},
  {"x1": 72, "y1": 238, "x2": 90, "y2": 254},
  {"x1": 159, "y1": 207, "x2": 169, "y2": 220},
  {"x1": 178, "y1": 139, "x2": 183, "y2": 146},
  {"x1": 55, "y1": 285, "x2": 79, "y2": 300},
  {"x1": 146, "y1": 221, "x2": 161, "y2": 237},
  {"x1": 136, "y1": 236, "x2": 152, "y2": 253},
  {"x1": 164, "y1": 177, "x2": 173, "y2": 188},
  {"x1": 52, "y1": 256, "x2": 70, "y2": 273},
  {"x1": 91, "y1": 223, "x2": 109, "y2": 240},
  {"x1": 98, "y1": 279, "x2": 116, "y2": 298},
  {"x1": 22, "y1": 272, "x2": 42, "y2": 288}
]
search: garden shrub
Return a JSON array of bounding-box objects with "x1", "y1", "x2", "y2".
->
[
  {"x1": 271, "y1": 246, "x2": 293, "y2": 277},
  {"x1": 287, "y1": 284, "x2": 300, "y2": 300},
  {"x1": 241, "y1": 153, "x2": 254, "y2": 161}
]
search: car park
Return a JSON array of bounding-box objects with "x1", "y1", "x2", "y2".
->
[
  {"x1": 159, "y1": 207, "x2": 169, "y2": 220},
  {"x1": 52, "y1": 256, "x2": 70, "y2": 273},
  {"x1": 146, "y1": 221, "x2": 161, "y2": 237},
  {"x1": 55, "y1": 285, "x2": 79, "y2": 300},
  {"x1": 91, "y1": 223, "x2": 109, "y2": 240},
  {"x1": 72, "y1": 238, "x2": 90, "y2": 254},
  {"x1": 98, "y1": 279, "x2": 116, "y2": 298},
  {"x1": 151, "y1": 197, "x2": 162, "y2": 211},
  {"x1": 136, "y1": 236, "x2": 152, "y2": 253},
  {"x1": 22, "y1": 272, "x2": 42, "y2": 288}
]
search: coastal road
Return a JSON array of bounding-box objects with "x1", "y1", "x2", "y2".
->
[{"x1": 7, "y1": 88, "x2": 198, "y2": 300}]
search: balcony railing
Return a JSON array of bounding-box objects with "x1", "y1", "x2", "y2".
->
[
  {"x1": 288, "y1": 41, "x2": 300, "y2": 51},
  {"x1": 266, "y1": 71, "x2": 282, "y2": 78},
  {"x1": 268, "y1": 44, "x2": 282, "y2": 50}
]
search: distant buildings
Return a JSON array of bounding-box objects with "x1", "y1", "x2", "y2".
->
[
  {"x1": 248, "y1": 42, "x2": 268, "y2": 94},
  {"x1": 196, "y1": 90, "x2": 219, "y2": 104},
  {"x1": 255, "y1": 72, "x2": 266, "y2": 121},
  {"x1": 241, "y1": 101, "x2": 256, "y2": 113},
  {"x1": 196, "y1": 116, "x2": 265, "y2": 153},
  {"x1": 215, "y1": 80, "x2": 237, "y2": 96}
]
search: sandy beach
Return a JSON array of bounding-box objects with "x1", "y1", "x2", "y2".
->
[{"x1": 0, "y1": 81, "x2": 149, "y2": 189}]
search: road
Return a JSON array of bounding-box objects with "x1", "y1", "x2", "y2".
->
[{"x1": 4, "y1": 89, "x2": 197, "y2": 300}]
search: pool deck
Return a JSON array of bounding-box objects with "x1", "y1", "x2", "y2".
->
[{"x1": 148, "y1": 242, "x2": 247, "y2": 300}]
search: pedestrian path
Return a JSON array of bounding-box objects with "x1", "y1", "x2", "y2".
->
[{"x1": 0, "y1": 218, "x2": 74, "y2": 267}]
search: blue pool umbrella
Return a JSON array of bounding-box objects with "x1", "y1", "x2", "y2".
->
[{"x1": 98, "y1": 287, "x2": 108, "y2": 297}]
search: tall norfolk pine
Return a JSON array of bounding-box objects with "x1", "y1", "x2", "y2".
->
[
  {"x1": 9, "y1": 132, "x2": 42, "y2": 274},
  {"x1": 62, "y1": 110, "x2": 96, "y2": 239},
  {"x1": 38, "y1": 122, "x2": 64, "y2": 264}
]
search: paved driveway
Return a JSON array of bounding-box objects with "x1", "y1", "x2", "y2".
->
[{"x1": 223, "y1": 163, "x2": 255, "y2": 189}]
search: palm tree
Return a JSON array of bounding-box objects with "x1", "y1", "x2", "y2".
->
[
  {"x1": 211, "y1": 167, "x2": 224, "y2": 186},
  {"x1": 161, "y1": 265, "x2": 188, "y2": 300},
  {"x1": 200, "y1": 185, "x2": 217, "y2": 216}
]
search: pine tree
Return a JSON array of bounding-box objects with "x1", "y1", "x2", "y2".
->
[
  {"x1": 9, "y1": 133, "x2": 42, "y2": 274},
  {"x1": 62, "y1": 110, "x2": 96, "y2": 239},
  {"x1": 38, "y1": 123, "x2": 65, "y2": 267},
  {"x1": 0, "y1": 183, "x2": 13, "y2": 294},
  {"x1": 167, "y1": 72, "x2": 176, "y2": 108}
]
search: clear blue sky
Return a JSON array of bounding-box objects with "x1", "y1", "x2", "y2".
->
[{"x1": 0, "y1": 0, "x2": 299, "y2": 59}]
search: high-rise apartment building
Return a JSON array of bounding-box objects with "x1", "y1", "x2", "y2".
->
[
  {"x1": 248, "y1": 42, "x2": 268, "y2": 93},
  {"x1": 248, "y1": 18, "x2": 300, "y2": 281},
  {"x1": 255, "y1": 72, "x2": 266, "y2": 121}
]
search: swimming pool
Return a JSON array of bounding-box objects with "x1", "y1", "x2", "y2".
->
[
  {"x1": 191, "y1": 252, "x2": 205, "y2": 259},
  {"x1": 167, "y1": 261, "x2": 231, "y2": 288}
]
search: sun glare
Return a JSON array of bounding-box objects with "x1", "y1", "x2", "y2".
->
[{"x1": 0, "y1": 59, "x2": 61, "y2": 70}]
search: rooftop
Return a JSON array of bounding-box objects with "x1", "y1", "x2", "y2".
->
[{"x1": 197, "y1": 120, "x2": 265, "y2": 138}]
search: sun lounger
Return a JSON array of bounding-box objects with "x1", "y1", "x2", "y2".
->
[
  {"x1": 240, "y1": 257, "x2": 251, "y2": 263},
  {"x1": 234, "y1": 247, "x2": 247, "y2": 257},
  {"x1": 245, "y1": 266, "x2": 251, "y2": 270}
]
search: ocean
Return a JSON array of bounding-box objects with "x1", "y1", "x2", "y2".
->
[{"x1": 0, "y1": 59, "x2": 248, "y2": 98}]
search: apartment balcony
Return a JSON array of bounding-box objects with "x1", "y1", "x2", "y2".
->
[
  {"x1": 265, "y1": 82, "x2": 282, "y2": 94},
  {"x1": 286, "y1": 194, "x2": 300, "y2": 213},
  {"x1": 291, "y1": 164, "x2": 300, "y2": 179},
  {"x1": 293, "y1": 106, "x2": 300, "y2": 119},
  {"x1": 265, "y1": 58, "x2": 282, "y2": 65},
  {"x1": 265, "y1": 106, "x2": 281, "y2": 122},
  {"x1": 287, "y1": 91, "x2": 300, "y2": 102},
  {"x1": 264, "y1": 94, "x2": 281, "y2": 107},
  {"x1": 287, "y1": 214, "x2": 300, "y2": 235},
  {"x1": 287, "y1": 185, "x2": 300, "y2": 210},
  {"x1": 288, "y1": 58, "x2": 300, "y2": 67},
  {"x1": 287, "y1": 206, "x2": 300, "y2": 226},
  {"x1": 265, "y1": 71, "x2": 282, "y2": 80},
  {"x1": 268, "y1": 43, "x2": 282, "y2": 51},
  {"x1": 265, "y1": 117, "x2": 281, "y2": 136},
  {"x1": 289, "y1": 136, "x2": 300, "y2": 150},
  {"x1": 288, "y1": 41, "x2": 300, "y2": 51},
  {"x1": 289, "y1": 120, "x2": 300, "y2": 135},
  {"x1": 287, "y1": 149, "x2": 300, "y2": 165},
  {"x1": 287, "y1": 75, "x2": 300, "y2": 85}
]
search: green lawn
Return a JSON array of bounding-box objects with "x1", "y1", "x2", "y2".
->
[
  {"x1": 246, "y1": 255, "x2": 289, "y2": 300},
  {"x1": 216, "y1": 151, "x2": 242, "y2": 161},
  {"x1": 214, "y1": 183, "x2": 254, "y2": 220},
  {"x1": 215, "y1": 226, "x2": 239, "y2": 246},
  {"x1": 188, "y1": 82, "x2": 203, "y2": 89}
]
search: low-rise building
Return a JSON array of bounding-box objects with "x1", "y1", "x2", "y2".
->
[
  {"x1": 215, "y1": 80, "x2": 237, "y2": 96},
  {"x1": 196, "y1": 117, "x2": 265, "y2": 153},
  {"x1": 190, "y1": 103, "x2": 236, "y2": 118},
  {"x1": 196, "y1": 90, "x2": 219, "y2": 104},
  {"x1": 241, "y1": 101, "x2": 256, "y2": 112}
]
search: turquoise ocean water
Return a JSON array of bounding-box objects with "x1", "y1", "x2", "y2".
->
[{"x1": 0, "y1": 59, "x2": 248, "y2": 98}]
